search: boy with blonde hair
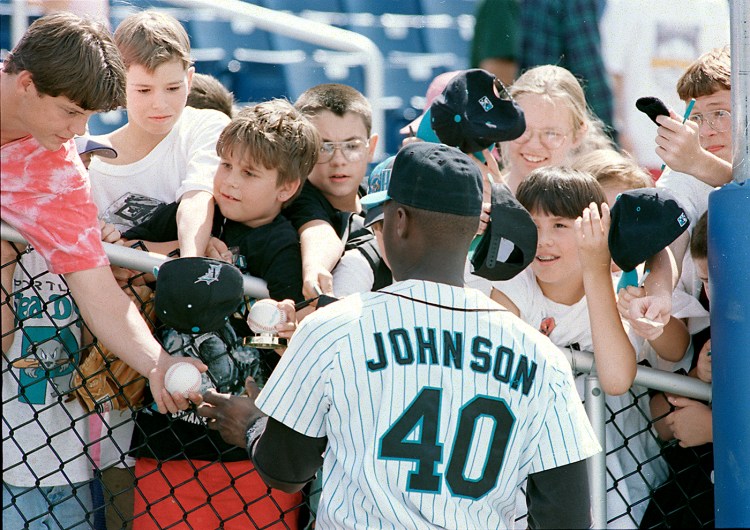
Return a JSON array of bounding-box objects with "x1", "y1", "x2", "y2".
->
[
  {"x1": 121, "y1": 99, "x2": 320, "y2": 529},
  {"x1": 88, "y1": 10, "x2": 230, "y2": 259},
  {"x1": 572, "y1": 148, "x2": 653, "y2": 207},
  {"x1": 84, "y1": 11, "x2": 229, "y2": 527},
  {"x1": 187, "y1": 72, "x2": 235, "y2": 118}
]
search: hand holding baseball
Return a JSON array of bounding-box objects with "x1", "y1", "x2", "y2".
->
[
  {"x1": 247, "y1": 299, "x2": 288, "y2": 334},
  {"x1": 164, "y1": 362, "x2": 203, "y2": 397},
  {"x1": 150, "y1": 355, "x2": 207, "y2": 414}
]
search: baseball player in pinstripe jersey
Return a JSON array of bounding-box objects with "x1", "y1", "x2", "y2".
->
[{"x1": 199, "y1": 143, "x2": 601, "y2": 529}]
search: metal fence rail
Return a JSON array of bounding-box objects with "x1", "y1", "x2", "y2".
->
[{"x1": 1, "y1": 229, "x2": 715, "y2": 529}]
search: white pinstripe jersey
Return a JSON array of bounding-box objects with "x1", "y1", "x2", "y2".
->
[{"x1": 256, "y1": 279, "x2": 600, "y2": 529}]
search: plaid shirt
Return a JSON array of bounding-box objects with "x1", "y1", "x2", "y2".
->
[{"x1": 519, "y1": 0, "x2": 614, "y2": 130}]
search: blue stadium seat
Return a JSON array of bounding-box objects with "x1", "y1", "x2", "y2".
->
[
  {"x1": 188, "y1": 15, "x2": 289, "y2": 103},
  {"x1": 341, "y1": 0, "x2": 422, "y2": 16},
  {"x1": 261, "y1": 0, "x2": 343, "y2": 14},
  {"x1": 418, "y1": 28, "x2": 470, "y2": 69},
  {"x1": 419, "y1": 0, "x2": 477, "y2": 18},
  {"x1": 269, "y1": 32, "x2": 318, "y2": 56},
  {"x1": 379, "y1": 62, "x2": 450, "y2": 156},
  {"x1": 347, "y1": 17, "x2": 426, "y2": 56},
  {"x1": 419, "y1": 0, "x2": 475, "y2": 60},
  {"x1": 110, "y1": 0, "x2": 174, "y2": 9},
  {"x1": 259, "y1": 0, "x2": 349, "y2": 27},
  {"x1": 282, "y1": 53, "x2": 366, "y2": 101},
  {"x1": 0, "y1": 12, "x2": 10, "y2": 55}
]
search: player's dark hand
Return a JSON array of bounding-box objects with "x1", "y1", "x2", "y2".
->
[{"x1": 196, "y1": 377, "x2": 265, "y2": 448}]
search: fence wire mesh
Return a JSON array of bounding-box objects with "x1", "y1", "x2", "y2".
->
[{"x1": 2, "y1": 243, "x2": 714, "y2": 529}]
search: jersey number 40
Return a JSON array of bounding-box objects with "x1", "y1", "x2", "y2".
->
[{"x1": 378, "y1": 386, "x2": 515, "y2": 500}]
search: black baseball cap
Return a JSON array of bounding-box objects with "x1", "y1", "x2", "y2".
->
[
  {"x1": 429, "y1": 68, "x2": 526, "y2": 154},
  {"x1": 361, "y1": 143, "x2": 483, "y2": 217},
  {"x1": 155, "y1": 257, "x2": 244, "y2": 334},
  {"x1": 608, "y1": 188, "x2": 690, "y2": 272},
  {"x1": 471, "y1": 182, "x2": 538, "y2": 281},
  {"x1": 74, "y1": 136, "x2": 118, "y2": 158}
]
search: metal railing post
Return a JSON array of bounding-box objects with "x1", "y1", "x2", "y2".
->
[{"x1": 585, "y1": 370, "x2": 607, "y2": 529}]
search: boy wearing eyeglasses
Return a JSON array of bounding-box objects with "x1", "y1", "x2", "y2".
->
[
  {"x1": 621, "y1": 46, "x2": 732, "y2": 344},
  {"x1": 285, "y1": 83, "x2": 379, "y2": 300}
]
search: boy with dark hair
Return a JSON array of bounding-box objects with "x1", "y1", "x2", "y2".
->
[
  {"x1": 87, "y1": 10, "x2": 230, "y2": 258},
  {"x1": 1, "y1": 12, "x2": 198, "y2": 528},
  {"x1": 121, "y1": 99, "x2": 320, "y2": 529},
  {"x1": 187, "y1": 72, "x2": 235, "y2": 118},
  {"x1": 490, "y1": 167, "x2": 660, "y2": 523},
  {"x1": 287, "y1": 83, "x2": 378, "y2": 299}
]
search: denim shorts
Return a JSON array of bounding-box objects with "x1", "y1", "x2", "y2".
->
[{"x1": 3, "y1": 482, "x2": 92, "y2": 529}]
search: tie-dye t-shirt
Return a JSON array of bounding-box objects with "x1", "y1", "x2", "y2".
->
[{"x1": 1, "y1": 136, "x2": 108, "y2": 274}]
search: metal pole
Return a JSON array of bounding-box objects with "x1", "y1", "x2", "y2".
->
[
  {"x1": 11, "y1": 0, "x2": 29, "y2": 48},
  {"x1": 0, "y1": 222, "x2": 269, "y2": 299},
  {"x1": 730, "y1": 0, "x2": 749, "y2": 184},
  {"x1": 585, "y1": 371, "x2": 607, "y2": 529}
]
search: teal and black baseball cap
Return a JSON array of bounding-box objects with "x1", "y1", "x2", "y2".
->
[
  {"x1": 429, "y1": 69, "x2": 526, "y2": 153},
  {"x1": 361, "y1": 143, "x2": 483, "y2": 218},
  {"x1": 362, "y1": 155, "x2": 395, "y2": 227}
]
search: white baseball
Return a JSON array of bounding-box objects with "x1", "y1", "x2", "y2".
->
[
  {"x1": 247, "y1": 299, "x2": 287, "y2": 334},
  {"x1": 164, "y1": 362, "x2": 202, "y2": 397}
]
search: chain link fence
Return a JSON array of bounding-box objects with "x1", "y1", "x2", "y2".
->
[{"x1": 2, "y1": 238, "x2": 714, "y2": 529}]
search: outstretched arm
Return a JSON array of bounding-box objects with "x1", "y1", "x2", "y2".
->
[
  {"x1": 299, "y1": 220, "x2": 344, "y2": 299},
  {"x1": 64, "y1": 266, "x2": 205, "y2": 413},
  {"x1": 576, "y1": 202, "x2": 636, "y2": 395},
  {"x1": 176, "y1": 190, "x2": 215, "y2": 258},
  {"x1": 198, "y1": 377, "x2": 326, "y2": 493}
]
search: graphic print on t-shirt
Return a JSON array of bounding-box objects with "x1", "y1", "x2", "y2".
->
[
  {"x1": 539, "y1": 316, "x2": 556, "y2": 336},
  {"x1": 100, "y1": 192, "x2": 165, "y2": 232},
  {"x1": 9, "y1": 326, "x2": 80, "y2": 404}
]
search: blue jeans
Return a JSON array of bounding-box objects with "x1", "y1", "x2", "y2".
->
[{"x1": 3, "y1": 482, "x2": 92, "y2": 529}]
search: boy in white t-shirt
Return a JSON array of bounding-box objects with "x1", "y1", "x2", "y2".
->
[
  {"x1": 490, "y1": 166, "x2": 636, "y2": 395},
  {"x1": 622, "y1": 46, "x2": 732, "y2": 339},
  {"x1": 490, "y1": 166, "x2": 665, "y2": 526},
  {"x1": 84, "y1": 11, "x2": 229, "y2": 528},
  {"x1": 87, "y1": 10, "x2": 230, "y2": 260}
]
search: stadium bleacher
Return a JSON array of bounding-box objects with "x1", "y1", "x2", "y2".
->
[{"x1": 0, "y1": 0, "x2": 477, "y2": 156}]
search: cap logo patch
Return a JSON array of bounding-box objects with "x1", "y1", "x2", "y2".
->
[
  {"x1": 195, "y1": 263, "x2": 222, "y2": 285},
  {"x1": 369, "y1": 168, "x2": 391, "y2": 192},
  {"x1": 677, "y1": 213, "x2": 688, "y2": 227},
  {"x1": 478, "y1": 96, "x2": 493, "y2": 112}
]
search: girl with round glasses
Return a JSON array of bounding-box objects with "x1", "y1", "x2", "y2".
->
[{"x1": 501, "y1": 65, "x2": 614, "y2": 195}]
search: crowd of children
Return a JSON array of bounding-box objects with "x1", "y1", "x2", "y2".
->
[{"x1": 1, "y1": 6, "x2": 734, "y2": 529}]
